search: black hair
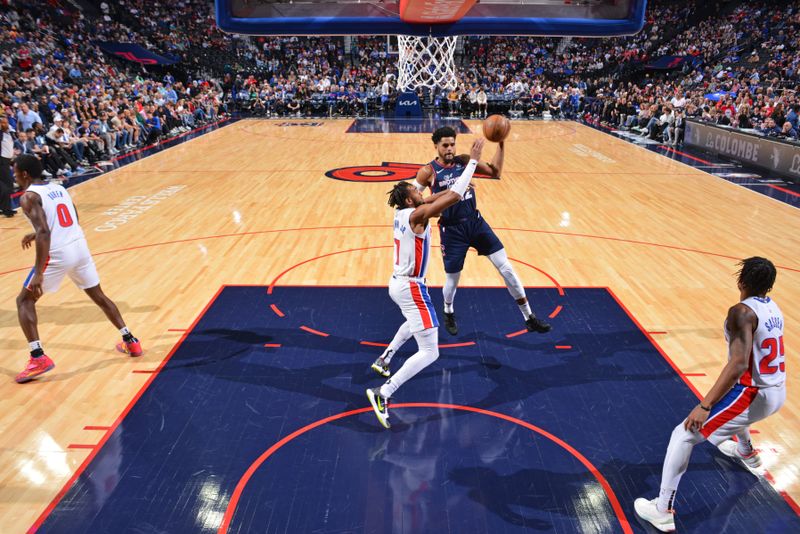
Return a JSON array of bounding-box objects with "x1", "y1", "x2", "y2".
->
[
  {"x1": 737, "y1": 256, "x2": 776, "y2": 295},
  {"x1": 432, "y1": 126, "x2": 457, "y2": 144},
  {"x1": 388, "y1": 181, "x2": 413, "y2": 208},
  {"x1": 15, "y1": 154, "x2": 43, "y2": 179}
]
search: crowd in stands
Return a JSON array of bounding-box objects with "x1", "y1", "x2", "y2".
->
[{"x1": 1, "y1": 0, "x2": 800, "y2": 187}]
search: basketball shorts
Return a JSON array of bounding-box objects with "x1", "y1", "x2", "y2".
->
[
  {"x1": 23, "y1": 238, "x2": 100, "y2": 294},
  {"x1": 700, "y1": 383, "x2": 786, "y2": 439},
  {"x1": 439, "y1": 216, "x2": 504, "y2": 273},
  {"x1": 389, "y1": 276, "x2": 439, "y2": 334}
]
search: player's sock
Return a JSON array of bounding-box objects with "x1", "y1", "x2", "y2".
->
[
  {"x1": 120, "y1": 327, "x2": 136, "y2": 343},
  {"x1": 379, "y1": 328, "x2": 438, "y2": 398},
  {"x1": 443, "y1": 272, "x2": 460, "y2": 313},
  {"x1": 518, "y1": 301, "x2": 532, "y2": 320},
  {"x1": 656, "y1": 488, "x2": 676, "y2": 513},
  {"x1": 30, "y1": 340, "x2": 44, "y2": 358}
]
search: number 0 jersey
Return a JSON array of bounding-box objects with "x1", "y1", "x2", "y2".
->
[
  {"x1": 392, "y1": 207, "x2": 431, "y2": 278},
  {"x1": 727, "y1": 296, "x2": 785, "y2": 388},
  {"x1": 26, "y1": 183, "x2": 85, "y2": 251}
]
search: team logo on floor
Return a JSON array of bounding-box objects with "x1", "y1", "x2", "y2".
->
[{"x1": 325, "y1": 162, "x2": 495, "y2": 182}]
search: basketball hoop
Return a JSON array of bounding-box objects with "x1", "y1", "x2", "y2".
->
[{"x1": 396, "y1": 35, "x2": 459, "y2": 92}]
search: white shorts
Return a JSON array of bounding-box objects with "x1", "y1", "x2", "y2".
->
[
  {"x1": 23, "y1": 238, "x2": 100, "y2": 294},
  {"x1": 701, "y1": 383, "x2": 786, "y2": 440},
  {"x1": 389, "y1": 276, "x2": 439, "y2": 334}
]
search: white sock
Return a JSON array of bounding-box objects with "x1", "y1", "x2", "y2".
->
[
  {"x1": 30, "y1": 340, "x2": 43, "y2": 352},
  {"x1": 443, "y1": 272, "x2": 461, "y2": 313},
  {"x1": 657, "y1": 422, "x2": 704, "y2": 512},
  {"x1": 119, "y1": 326, "x2": 131, "y2": 336},
  {"x1": 382, "y1": 321, "x2": 412, "y2": 364},
  {"x1": 518, "y1": 301, "x2": 532, "y2": 320},
  {"x1": 379, "y1": 328, "x2": 439, "y2": 398},
  {"x1": 735, "y1": 428, "x2": 754, "y2": 455}
]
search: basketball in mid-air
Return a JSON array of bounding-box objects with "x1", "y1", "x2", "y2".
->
[{"x1": 482, "y1": 114, "x2": 511, "y2": 142}]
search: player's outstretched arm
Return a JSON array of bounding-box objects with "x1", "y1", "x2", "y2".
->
[
  {"x1": 461, "y1": 139, "x2": 503, "y2": 179},
  {"x1": 684, "y1": 303, "x2": 756, "y2": 432}
]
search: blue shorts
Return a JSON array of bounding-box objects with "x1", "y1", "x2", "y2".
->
[{"x1": 439, "y1": 215, "x2": 504, "y2": 273}]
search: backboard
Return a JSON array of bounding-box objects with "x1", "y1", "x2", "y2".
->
[{"x1": 215, "y1": 0, "x2": 647, "y2": 37}]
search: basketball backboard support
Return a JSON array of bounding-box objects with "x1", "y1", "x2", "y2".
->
[{"x1": 215, "y1": 0, "x2": 647, "y2": 37}]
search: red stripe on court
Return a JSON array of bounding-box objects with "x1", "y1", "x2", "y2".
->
[
  {"x1": 215, "y1": 403, "x2": 633, "y2": 534},
  {"x1": 168, "y1": 328, "x2": 186, "y2": 332},
  {"x1": 67, "y1": 444, "x2": 96, "y2": 450},
  {"x1": 767, "y1": 184, "x2": 800, "y2": 198},
  {"x1": 681, "y1": 373, "x2": 706, "y2": 377},
  {"x1": 549, "y1": 305, "x2": 563, "y2": 319},
  {"x1": 658, "y1": 145, "x2": 712, "y2": 164},
  {"x1": 29, "y1": 285, "x2": 227, "y2": 533},
  {"x1": 701, "y1": 387, "x2": 759, "y2": 438},
  {"x1": 507, "y1": 256, "x2": 565, "y2": 296},
  {"x1": 263, "y1": 344, "x2": 281, "y2": 348},
  {"x1": 300, "y1": 325, "x2": 329, "y2": 337},
  {"x1": 269, "y1": 304, "x2": 285, "y2": 317},
  {"x1": 132, "y1": 369, "x2": 157, "y2": 374},
  {"x1": 83, "y1": 426, "x2": 111, "y2": 431},
  {"x1": 360, "y1": 341, "x2": 390, "y2": 347},
  {"x1": 505, "y1": 329, "x2": 527, "y2": 338},
  {"x1": 409, "y1": 281, "x2": 433, "y2": 329},
  {"x1": 647, "y1": 331, "x2": 668, "y2": 335},
  {"x1": 555, "y1": 345, "x2": 572, "y2": 350},
  {"x1": 438, "y1": 342, "x2": 476, "y2": 348}
]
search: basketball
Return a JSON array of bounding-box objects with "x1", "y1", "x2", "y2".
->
[{"x1": 482, "y1": 114, "x2": 511, "y2": 142}]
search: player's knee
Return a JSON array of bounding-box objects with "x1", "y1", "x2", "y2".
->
[
  {"x1": 422, "y1": 347, "x2": 440, "y2": 366},
  {"x1": 671, "y1": 422, "x2": 701, "y2": 445}
]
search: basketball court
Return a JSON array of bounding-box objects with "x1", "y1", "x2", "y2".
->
[{"x1": 1, "y1": 117, "x2": 798, "y2": 532}]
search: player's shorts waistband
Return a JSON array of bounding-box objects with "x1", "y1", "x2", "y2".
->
[
  {"x1": 392, "y1": 274, "x2": 427, "y2": 283},
  {"x1": 438, "y1": 210, "x2": 481, "y2": 227}
]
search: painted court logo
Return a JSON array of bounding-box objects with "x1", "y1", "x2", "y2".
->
[{"x1": 325, "y1": 162, "x2": 495, "y2": 182}]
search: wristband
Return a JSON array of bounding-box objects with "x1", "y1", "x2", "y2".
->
[{"x1": 699, "y1": 403, "x2": 711, "y2": 412}]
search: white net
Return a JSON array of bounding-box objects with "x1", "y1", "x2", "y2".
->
[{"x1": 396, "y1": 35, "x2": 459, "y2": 92}]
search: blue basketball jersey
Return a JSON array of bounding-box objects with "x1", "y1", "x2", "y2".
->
[{"x1": 429, "y1": 158, "x2": 478, "y2": 223}]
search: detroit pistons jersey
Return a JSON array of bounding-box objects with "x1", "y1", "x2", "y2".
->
[
  {"x1": 393, "y1": 207, "x2": 431, "y2": 278},
  {"x1": 728, "y1": 296, "x2": 785, "y2": 388},
  {"x1": 429, "y1": 158, "x2": 477, "y2": 223},
  {"x1": 26, "y1": 183, "x2": 85, "y2": 251}
]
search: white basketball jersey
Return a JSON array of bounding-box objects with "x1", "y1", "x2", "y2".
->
[
  {"x1": 392, "y1": 208, "x2": 431, "y2": 278},
  {"x1": 26, "y1": 183, "x2": 85, "y2": 251},
  {"x1": 727, "y1": 296, "x2": 786, "y2": 388}
]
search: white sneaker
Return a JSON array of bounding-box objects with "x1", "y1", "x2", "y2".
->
[
  {"x1": 634, "y1": 498, "x2": 675, "y2": 532},
  {"x1": 718, "y1": 440, "x2": 762, "y2": 470}
]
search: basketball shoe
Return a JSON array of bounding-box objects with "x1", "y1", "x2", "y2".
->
[
  {"x1": 443, "y1": 312, "x2": 458, "y2": 335},
  {"x1": 718, "y1": 439, "x2": 762, "y2": 471},
  {"x1": 371, "y1": 353, "x2": 391, "y2": 377},
  {"x1": 116, "y1": 338, "x2": 143, "y2": 357},
  {"x1": 366, "y1": 387, "x2": 391, "y2": 429},
  {"x1": 15, "y1": 355, "x2": 55, "y2": 383},
  {"x1": 634, "y1": 498, "x2": 675, "y2": 532},
  {"x1": 526, "y1": 315, "x2": 552, "y2": 333}
]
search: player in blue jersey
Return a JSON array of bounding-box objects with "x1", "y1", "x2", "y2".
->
[{"x1": 412, "y1": 126, "x2": 551, "y2": 336}]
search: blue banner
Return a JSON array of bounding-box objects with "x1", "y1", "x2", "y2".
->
[
  {"x1": 645, "y1": 55, "x2": 700, "y2": 70},
  {"x1": 94, "y1": 42, "x2": 179, "y2": 65},
  {"x1": 395, "y1": 91, "x2": 422, "y2": 118}
]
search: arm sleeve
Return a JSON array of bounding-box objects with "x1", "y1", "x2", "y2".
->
[
  {"x1": 450, "y1": 159, "x2": 478, "y2": 198},
  {"x1": 413, "y1": 180, "x2": 426, "y2": 192}
]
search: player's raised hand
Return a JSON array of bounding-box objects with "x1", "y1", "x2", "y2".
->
[{"x1": 470, "y1": 138, "x2": 485, "y2": 161}]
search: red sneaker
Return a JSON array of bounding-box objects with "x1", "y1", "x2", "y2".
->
[
  {"x1": 15, "y1": 355, "x2": 55, "y2": 383},
  {"x1": 116, "y1": 338, "x2": 143, "y2": 357}
]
